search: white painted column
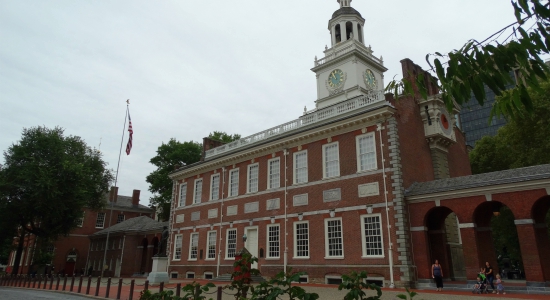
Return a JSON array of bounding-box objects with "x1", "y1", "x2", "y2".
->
[
  {"x1": 331, "y1": 26, "x2": 337, "y2": 46},
  {"x1": 340, "y1": 22, "x2": 347, "y2": 41}
]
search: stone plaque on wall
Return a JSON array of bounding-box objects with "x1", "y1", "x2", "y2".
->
[
  {"x1": 323, "y1": 188, "x2": 341, "y2": 202},
  {"x1": 208, "y1": 208, "x2": 218, "y2": 219},
  {"x1": 227, "y1": 205, "x2": 238, "y2": 216},
  {"x1": 245, "y1": 202, "x2": 259, "y2": 213},
  {"x1": 191, "y1": 211, "x2": 200, "y2": 221},
  {"x1": 266, "y1": 198, "x2": 280, "y2": 210},
  {"x1": 293, "y1": 194, "x2": 308, "y2": 206},
  {"x1": 358, "y1": 182, "x2": 380, "y2": 197},
  {"x1": 176, "y1": 214, "x2": 184, "y2": 223}
]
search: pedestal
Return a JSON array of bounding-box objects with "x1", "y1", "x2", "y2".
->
[{"x1": 147, "y1": 256, "x2": 169, "y2": 284}]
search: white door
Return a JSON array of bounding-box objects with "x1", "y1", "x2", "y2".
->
[
  {"x1": 115, "y1": 258, "x2": 121, "y2": 277},
  {"x1": 245, "y1": 228, "x2": 258, "y2": 269}
]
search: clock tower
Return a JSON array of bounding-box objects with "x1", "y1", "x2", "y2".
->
[{"x1": 312, "y1": 0, "x2": 387, "y2": 109}]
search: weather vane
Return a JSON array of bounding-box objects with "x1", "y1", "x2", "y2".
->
[{"x1": 126, "y1": 99, "x2": 130, "y2": 104}]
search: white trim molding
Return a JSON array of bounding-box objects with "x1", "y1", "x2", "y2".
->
[
  {"x1": 458, "y1": 223, "x2": 476, "y2": 229},
  {"x1": 514, "y1": 219, "x2": 535, "y2": 225}
]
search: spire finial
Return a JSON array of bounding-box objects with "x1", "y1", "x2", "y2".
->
[{"x1": 338, "y1": 0, "x2": 352, "y2": 8}]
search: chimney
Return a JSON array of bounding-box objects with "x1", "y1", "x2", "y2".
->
[
  {"x1": 109, "y1": 187, "x2": 119, "y2": 203},
  {"x1": 201, "y1": 137, "x2": 226, "y2": 161},
  {"x1": 132, "y1": 190, "x2": 140, "y2": 207}
]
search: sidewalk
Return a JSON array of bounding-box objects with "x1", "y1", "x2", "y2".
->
[{"x1": 2, "y1": 276, "x2": 550, "y2": 300}]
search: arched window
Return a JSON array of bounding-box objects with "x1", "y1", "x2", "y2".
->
[
  {"x1": 335, "y1": 24, "x2": 342, "y2": 43},
  {"x1": 346, "y1": 22, "x2": 354, "y2": 40}
]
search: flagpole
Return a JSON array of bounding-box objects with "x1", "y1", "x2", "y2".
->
[{"x1": 101, "y1": 100, "x2": 129, "y2": 278}]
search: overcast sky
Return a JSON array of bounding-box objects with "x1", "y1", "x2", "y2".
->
[{"x1": 0, "y1": 0, "x2": 517, "y2": 205}]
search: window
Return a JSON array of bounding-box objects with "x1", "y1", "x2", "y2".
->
[
  {"x1": 77, "y1": 212, "x2": 84, "y2": 227},
  {"x1": 267, "y1": 224, "x2": 280, "y2": 258},
  {"x1": 229, "y1": 169, "x2": 239, "y2": 197},
  {"x1": 226, "y1": 229, "x2": 237, "y2": 259},
  {"x1": 193, "y1": 179, "x2": 202, "y2": 204},
  {"x1": 323, "y1": 143, "x2": 340, "y2": 178},
  {"x1": 325, "y1": 218, "x2": 344, "y2": 258},
  {"x1": 294, "y1": 151, "x2": 308, "y2": 184},
  {"x1": 247, "y1": 164, "x2": 259, "y2": 193},
  {"x1": 117, "y1": 214, "x2": 125, "y2": 224},
  {"x1": 178, "y1": 184, "x2": 187, "y2": 207},
  {"x1": 356, "y1": 133, "x2": 377, "y2": 171},
  {"x1": 95, "y1": 212, "x2": 106, "y2": 228},
  {"x1": 206, "y1": 231, "x2": 216, "y2": 260},
  {"x1": 361, "y1": 214, "x2": 384, "y2": 257},
  {"x1": 294, "y1": 221, "x2": 309, "y2": 258},
  {"x1": 118, "y1": 238, "x2": 122, "y2": 249},
  {"x1": 268, "y1": 158, "x2": 280, "y2": 189},
  {"x1": 210, "y1": 174, "x2": 220, "y2": 201},
  {"x1": 189, "y1": 233, "x2": 198, "y2": 260},
  {"x1": 173, "y1": 235, "x2": 182, "y2": 260}
]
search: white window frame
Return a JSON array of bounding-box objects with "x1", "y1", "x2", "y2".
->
[
  {"x1": 77, "y1": 212, "x2": 85, "y2": 227},
  {"x1": 247, "y1": 163, "x2": 259, "y2": 193},
  {"x1": 95, "y1": 212, "x2": 106, "y2": 228},
  {"x1": 322, "y1": 142, "x2": 340, "y2": 178},
  {"x1": 356, "y1": 132, "x2": 377, "y2": 172},
  {"x1": 266, "y1": 224, "x2": 280, "y2": 259},
  {"x1": 210, "y1": 174, "x2": 220, "y2": 201},
  {"x1": 293, "y1": 150, "x2": 308, "y2": 184},
  {"x1": 267, "y1": 158, "x2": 280, "y2": 189},
  {"x1": 188, "y1": 233, "x2": 199, "y2": 261},
  {"x1": 293, "y1": 221, "x2": 310, "y2": 259},
  {"x1": 206, "y1": 231, "x2": 217, "y2": 260},
  {"x1": 178, "y1": 183, "x2": 187, "y2": 207},
  {"x1": 229, "y1": 169, "x2": 239, "y2": 197},
  {"x1": 360, "y1": 213, "x2": 384, "y2": 258},
  {"x1": 225, "y1": 228, "x2": 237, "y2": 259},
  {"x1": 324, "y1": 217, "x2": 344, "y2": 259},
  {"x1": 173, "y1": 234, "x2": 183, "y2": 260},
  {"x1": 193, "y1": 179, "x2": 202, "y2": 204}
]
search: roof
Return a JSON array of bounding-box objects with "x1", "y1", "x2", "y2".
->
[
  {"x1": 92, "y1": 216, "x2": 167, "y2": 236},
  {"x1": 332, "y1": 7, "x2": 362, "y2": 18},
  {"x1": 107, "y1": 195, "x2": 152, "y2": 212},
  {"x1": 405, "y1": 164, "x2": 550, "y2": 197}
]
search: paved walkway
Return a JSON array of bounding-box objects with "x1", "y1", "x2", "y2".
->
[{"x1": 1, "y1": 277, "x2": 548, "y2": 300}]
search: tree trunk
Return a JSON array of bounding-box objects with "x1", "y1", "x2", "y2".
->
[{"x1": 11, "y1": 231, "x2": 25, "y2": 275}]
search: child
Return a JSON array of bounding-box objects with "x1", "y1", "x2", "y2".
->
[
  {"x1": 478, "y1": 267, "x2": 486, "y2": 282},
  {"x1": 496, "y1": 274, "x2": 506, "y2": 294},
  {"x1": 472, "y1": 275, "x2": 485, "y2": 294}
]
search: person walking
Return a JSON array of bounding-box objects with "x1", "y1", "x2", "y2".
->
[
  {"x1": 485, "y1": 261, "x2": 496, "y2": 293},
  {"x1": 432, "y1": 259, "x2": 444, "y2": 291}
]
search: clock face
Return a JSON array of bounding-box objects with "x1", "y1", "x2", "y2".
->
[
  {"x1": 328, "y1": 69, "x2": 345, "y2": 89},
  {"x1": 364, "y1": 69, "x2": 377, "y2": 90},
  {"x1": 440, "y1": 110, "x2": 453, "y2": 135}
]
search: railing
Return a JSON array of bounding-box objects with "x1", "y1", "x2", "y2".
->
[
  {"x1": 314, "y1": 39, "x2": 384, "y2": 67},
  {"x1": 204, "y1": 90, "x2": 387, "y2": 159}
]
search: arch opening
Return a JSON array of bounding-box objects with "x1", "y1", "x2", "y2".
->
[
  {"x1": 345, "y1": 21, "x2": 353, "y2": 40},
  {"x1": 335, "y1": 24, "x2": 342, "y2": 43}
]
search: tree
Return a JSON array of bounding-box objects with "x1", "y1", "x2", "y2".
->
[
  {"x1": 146, "y1": 131, "x2": 241, "y2": 221},
  {"x1": 469, "y1": 77, "x2": 550, "y2": 174},
  {"x1": 0, "y1": 126, "x2": 114, "y2": 274},
  {"x1": 387, "y1": 0, "x2": 550, "y2": 120},
  {"x1": 146, "y1": 139, "x2": 202, "y2": 221}
]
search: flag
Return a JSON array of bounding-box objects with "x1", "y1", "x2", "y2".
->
[{"x1": 125, "y1": 112, "x2": 133, "y2": 155}]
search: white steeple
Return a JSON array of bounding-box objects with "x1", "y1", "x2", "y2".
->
[{"x1": 338, "y1": 0, "x2": 352, "y2": 8}]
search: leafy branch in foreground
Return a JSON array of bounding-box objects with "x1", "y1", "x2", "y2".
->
[{"x1": 386, "y1": 0, "x2": 550, "y2": 120}]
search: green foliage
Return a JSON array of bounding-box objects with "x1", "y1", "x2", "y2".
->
[
  {"x1": 146, "y1": 138, "x2": 202, "y2": 220},
  {"x1": 251, "y1": 268, "x2": 319, "y2": 300},
  {"x1": 0, "y1": 126, "x2": 113, "y2": 272},
  {"x1": 181, "y1": 282, "x2": 215, "y2": 300},
  {"x1": 226, "y1": 252, "x2": 260, "y2": 300},
  {"x1": 469, "y1": 77, "x2": 550, "y2": 174},
  {"x1": 396, "y1": 288, "x2": 418, "y2": 300},
  {"x1": 338, "y1": 271, "x2": 382, "y2": 300},
  {"x1": 491, "y1": 207, "x2": 523, "y2": 272},
  {"x1": 208, "y1": 131, "x2": 241, "y2": 143},
  {"x1": 386, "y1": 0, "x2": 550, "y2": 120}
]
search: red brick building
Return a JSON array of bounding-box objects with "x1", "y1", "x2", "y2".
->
[
  {"x1": 7, "y1": 188, "x2": 154, "y2": 276},
  {"x1": 165, "y1": 1, "x2": 550, "y2": 290},
  {"x1": 87, "y1": 216, "x2": 167, "y2": 277}
]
